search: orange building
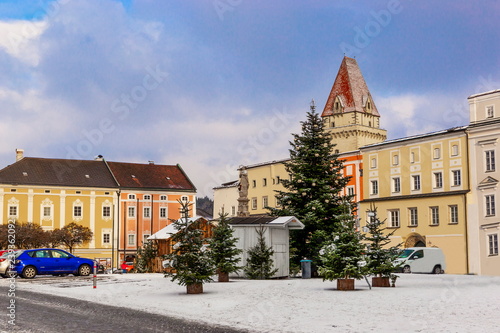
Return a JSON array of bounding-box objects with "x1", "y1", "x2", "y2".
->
[{"x1": 106, "y1": 162, "x2": 197, "y2": 263}]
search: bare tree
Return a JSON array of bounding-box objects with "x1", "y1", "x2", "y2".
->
[{"x1": 55, "y1": 222, "x2": 93, "y2": 254}]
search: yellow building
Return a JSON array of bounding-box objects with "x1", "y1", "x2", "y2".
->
[
  {"x1": 0, "y1": 152, "x2": 119, "y2": 266},
  {"x1": 359, "y1": 127, "x2": 469, "y2": 274}
]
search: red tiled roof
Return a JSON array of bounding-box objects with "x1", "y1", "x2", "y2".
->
[
  {"x1": 106, "y1": 161, "x2": 196, "y2": 191},
  {"x1": 0, "y1": 157, "x2": 117, "y2": 188},
  {"x1": 322, "y1": 56, "x2": 380, "y2": 117}
]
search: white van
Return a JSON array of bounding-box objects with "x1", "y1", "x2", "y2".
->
[{"x1": 395, "y1": 247, "x2": 446, "y2": 274}]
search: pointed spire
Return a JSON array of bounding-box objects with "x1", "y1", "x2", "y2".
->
[{"x1": 322, "y1": 56, "x2": 379, "y2": 117}]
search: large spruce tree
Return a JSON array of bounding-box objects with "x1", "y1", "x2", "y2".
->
[{"x1": 269, "y1": 101, "x2": 352, "y2": 267}]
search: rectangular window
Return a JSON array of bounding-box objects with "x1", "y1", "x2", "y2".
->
[
  {"x1": 412, "y1": 175, "x2": 421, "y2": 191},
  {"x1": 486, "y1": 195, "x2": 496, "y2": 216},
  {"x1": 486, "y1": 150, "x2": 496, "y2": 172},
  {"x1": 128, "y1": 194, "x2": 136, "y2": 200},
  {"x1": 8, "y1": 206, "x2": 18, "y2": 217},
  {"x1": 160, "y1": 207, "x2": 167, "y2": 218},
  {"x1": 371, "y1": 180, "x2": 378, "y2": 195},
  {"x1": 393, "y1": 177, "x2": 401, "y2": 193},
  {"x1": 128, "y1": 234, "x2": 135, "y2": 246},
  {"x1": 430, "y1": 206, "x2": 439, "y2": 225},
  {"x1": 276, "y1": 176, "x2": 281, "y2": 184},
  {"x1": 408, "y1": 208, "x2": 418, "y2": 227},
  {"x1": 263, "y1": 178, "x2": 267, "y2": 187},
  {"x1": 262, "y1": 196, "x2": 269, "y2": 208},
  {"x1": 43, "y1": 207, "x2": 51, "y2": 218},
  {"x1": 144, "y1": 207, "x2": 151, "y2": 218},
  {"x1": 433, "y1": 148, "x2": 441, "y2": 159},
  {"x1": 347, "y1": 186, "x2": 355, "y2": 197},
  {"x1": 231, "y1": 206, "x2": 236, "y2": 216},
  {"x1": 160, "y1": 195, "x2": 167, "y2": 201},
  {"x1": 487, "y1": 105, "x2": 494, "y2": 118},
  {"x1": 488, "y1": 234, "x2": 498, "y2": 256},
  {"x1": 251, "y1": 197, "x2": 257, "y2": 210},
  {"x1": 103, "y1": 233, "x2": 111, "y2": 244},
  {"x1": 73, "y1": 206, "x2": 82, "y2": 217},
  {"x1": 392, "y1": 154, "x2": 399, "y2": 166},
  {"x1": 389, "y1": 210, "x2": 400, "y2": 228},
  {"x1": 143, "y1": 234, "x2": 150, "y2": 244},
  {"x1": 371, "y1": 158, "x2": 377, "y2": 169},
  {"x1": 252, "y1": 180, "x2": 256, "y2": 188},
  {"x1": 102, "y1": 206, "x2": 111, "y2": 217},
  {"x1": 452, "y1": 170, "x2": 461, "y2": 186},
  {"x1": 451, "y1": 144, "x2": 459, "y2": 156},
  {"x1": 128, "y1": 206, "x2": 135, "y2": 218},
  {"x1": 449, "y1": 205, "x2": 458, "y2": 224},
  {"x1": 434, "y1": 172, "x2": 443, "y2": 188}
]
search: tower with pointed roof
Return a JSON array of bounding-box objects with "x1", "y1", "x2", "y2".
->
[{"x1": 321, "y1": 56, "x2": 387, "y2": 153}]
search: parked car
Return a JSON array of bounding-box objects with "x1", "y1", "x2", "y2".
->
[
  {"x1": 121, "y1": 261, "x2": 134, "y2": 273},
  {"x1": 395, "y1": 247, "x2": 446, "y2": 274},
  {"x1": 0, "y1": 248, "x2": 95, "y2": 279}
]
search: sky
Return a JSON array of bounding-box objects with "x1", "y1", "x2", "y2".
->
[{"x1": 0, "y1": 0, "x2": 499, "y2": 198}]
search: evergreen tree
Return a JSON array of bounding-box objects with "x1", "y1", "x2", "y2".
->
[
  {"x1": 269, "y1": 101, "x2": 352, "y2": 265},
  {"x1": 164, "y1": 200, "x2": 214, "y2": 292},
  {"x1": 209, "y1": 212, "x2": 243, "y2": 281},
  {"x1": 318, "y1": 201, "x2": 368, "y2": 280},
  {"x1": 364, "y1": 204, "x2": 401, "y2": 278},
  {"x1": 244, "y1": 225, "x2": 278, "y2": 279},
  {"x1": 135, "y1": 240, "x2": 158, "y2": 273}
]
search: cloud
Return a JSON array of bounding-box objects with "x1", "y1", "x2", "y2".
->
[{"x1": 377, "y1": 93, "x2": 469, "y2": 140}]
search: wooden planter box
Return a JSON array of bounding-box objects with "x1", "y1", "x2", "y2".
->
[
  {"x1": 337, "y1": 278, "x2": 355, "y2": 290},
  {"x1": 218, "y1": 271, "x2": 229, "y2": 282},
  {"x1": 186, "y1": 283, "x2": 203, "y2": 294},
  {"x1": 372, "y1": 277, "x2": 391, "y2": 287}
]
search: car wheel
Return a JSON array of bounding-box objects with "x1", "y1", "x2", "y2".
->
[
  {"x1": 21, "y1": 266, "x2": 37, "y2": 279},
  {"x1": 78, "y1": 264, "x2": 91, "y2": 276},
  {"x1": 432, "y1": 265, "x2": 442, "y2": 274},
  {"x1": 403, "y1": 265, "x2": 411, "y2": 273}
]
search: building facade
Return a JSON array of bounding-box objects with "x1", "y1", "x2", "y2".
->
[
  {"x1": 359, "y1": 128, "x2": 469, "y2": 274},
  {"x1": 467, "y1": 89, "x2": 500, "y2": 275},
  {"x1": 0, "y1": 151, "x2": 196, "y2": 269}
]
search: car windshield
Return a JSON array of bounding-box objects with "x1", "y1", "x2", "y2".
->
[{"x1": 398, "y1": 249, "x2": 414, "y2": 258}]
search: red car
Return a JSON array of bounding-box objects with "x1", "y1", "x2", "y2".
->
[{"x1": 121, "y1": 261, "x2": 134, "y2": 272}]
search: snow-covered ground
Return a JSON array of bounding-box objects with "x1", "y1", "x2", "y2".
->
[{"x1": 5, "y1": 273, "x2": 500, "y2": 332}]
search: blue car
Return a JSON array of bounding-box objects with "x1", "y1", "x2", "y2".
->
[{"x1": 6, "y1": 248, "x2": 94, "y2": 279}]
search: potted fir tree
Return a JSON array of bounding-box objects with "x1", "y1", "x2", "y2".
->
[
  {"x1": 364, "y1": 204, "x2": 401, "y2": 287},
  {"x1": 318, "y1": 202, "x2": 368, "y2": 290},
  {"x1": 163, "y1": 200, "x2": 214, "y2": 294},
  {"x1": 244, "y1": 225, "x2": 278, "y2": 279}
]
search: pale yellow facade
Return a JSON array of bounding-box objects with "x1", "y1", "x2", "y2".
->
[
  {"x1": 323, "y1": 109, "x2": 387, "y2": 153},
  {"x1": 0, "y1": 185, "x2": 119, "y2": 265},
  {"x1": 467, "y1": 89, "x2": 500, "y2": 276},
  {"x1": 360, "y1": 129, "x2": 469, "y2": 274},
  {"x1": 213, "y1": 181, "x2": 239, "y2": 218},
  {"x1": 246, "y1": 159, "x2": 288, "y2": 216}
]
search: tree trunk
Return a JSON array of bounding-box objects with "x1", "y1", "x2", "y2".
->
[
  {"x1": 337, "y1": 278, "x2": 355, "y2": 290},
  {"x1": 372, "y1": 276, "x2": 391, "y2": 287},
  {"x1": 186, "y1": 283, "x2": 203, "y2": 294}
]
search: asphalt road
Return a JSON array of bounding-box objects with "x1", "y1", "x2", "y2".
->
[{"x1": 0, "y1": 286, "x2": 253, "y2": 333}]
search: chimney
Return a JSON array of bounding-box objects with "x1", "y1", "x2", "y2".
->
[{"x1": 15, "y1": 149, "x2": 24, "y2": 162}]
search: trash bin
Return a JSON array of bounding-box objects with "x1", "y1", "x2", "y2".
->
[{"x1": 300, "y1": 259, "x2": 312, "y2": 279}]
